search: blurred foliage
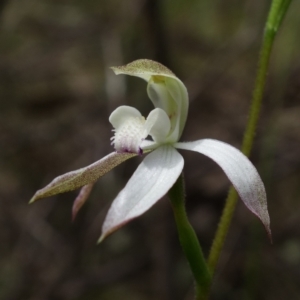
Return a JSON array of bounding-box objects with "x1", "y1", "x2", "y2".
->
[{"x1": 0, "y1": 0, "x2": 300, "y2": 299}]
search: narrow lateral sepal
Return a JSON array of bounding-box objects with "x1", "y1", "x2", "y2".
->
[
  {"x1": 30, "y1": 152, "x2": 136, "y2": 203},
  {"x1": 72, "y1": 183, "x2": 95, "y2": 221},
  {"x1": 175, "y1": 139, "x2": 272, "y2": 240}
]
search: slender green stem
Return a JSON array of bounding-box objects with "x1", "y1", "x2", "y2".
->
[
  {"x1": 207, "y1": 0, "x2": 293, "y2": 276},
  {"x1": 169, "y1": 174, "x2": 211, "y2": 300},
  {"x1": 208, "y1": 187, "x2": 238, "y2": 274},
  {"x1": 271, "y1": 0, "x2": 292, "y2": 33}
]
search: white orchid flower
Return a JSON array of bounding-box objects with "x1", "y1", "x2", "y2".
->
[{"x1": 30, "y1": 59, "x2": 271, "y2": 241}]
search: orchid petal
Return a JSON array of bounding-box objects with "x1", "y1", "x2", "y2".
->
[
  {"x1": 144, "y1": 108, "x2": 171, "y2": 143},
  {"x1": 72, "y1": 183, "x2": 94, "y2": 221},
  {"x1": 175, "y1": 139, "x2": 271, "y2": 239},
  {"x1": 111, "y1": 59, "x2": 189, "y2": 143},
  {"x1": 100, "y1": 146, "x2": 184, "y2": 241},
  {"x1": 147, "y1": 76, "x2": 188, "y2": 143},
  {"x1": 109, "y1": 105, "x2": 142, "y2": 129},
  {"x1": 165, "y1": 78, "x2": 188, "y2": 142},
  {"x1": 29, "y1": 152, "x2": 136, "y2": 203}
]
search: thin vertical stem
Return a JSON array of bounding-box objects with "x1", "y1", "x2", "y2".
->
[{"x1": 207, "y1": 0, "x2": 293, "y2": 275}]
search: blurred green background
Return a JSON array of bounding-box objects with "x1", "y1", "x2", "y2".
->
[{"x1": 1, "y1": 0, "x2": 300, "y2": 299}]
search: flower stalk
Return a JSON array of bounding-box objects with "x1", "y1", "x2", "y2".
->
[
  {"x1": 169, "y1": 174, "x2": 211, "y2": 300},
  {"x1": 208, "y1": 0, "x2": 293, "y2": 276}
]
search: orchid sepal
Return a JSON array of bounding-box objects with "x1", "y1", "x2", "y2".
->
[
  {"x1": 111, "y1": 59, "x2": 188, "y2": 143},
  {"x1": 99, "y1": 145, "x2": 184, "y2": 242},
  {"x1": 175, "y1": 139, "x2": 271, "y2": 239},
  {"x1": 29, "y1": 152, "x2": 137, "y2": 204},
  {"x1": 72, "y1": 183, "x2": 95, "y2": 221}
]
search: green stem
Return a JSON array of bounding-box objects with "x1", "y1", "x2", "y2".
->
[
  {"x1": 208, "y1": 186, "x2": 238, "y2": 274},
  {"x1": 169, "y1": 174, "x2": 211, "y2": 300},
  {"x1": 207, "y1": 0, "x2": 293, "y2": 276}
]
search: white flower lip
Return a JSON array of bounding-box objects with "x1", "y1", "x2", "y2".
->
[
  {"x1": 109, "y1": 105, "x2": 172, "y2": 154},
  {"x1": 30, "y1": 59, "x2": 271, "y2": 242},
  {"x1": 109, "y1": 106, "x2": 146, "y2": 154}
]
